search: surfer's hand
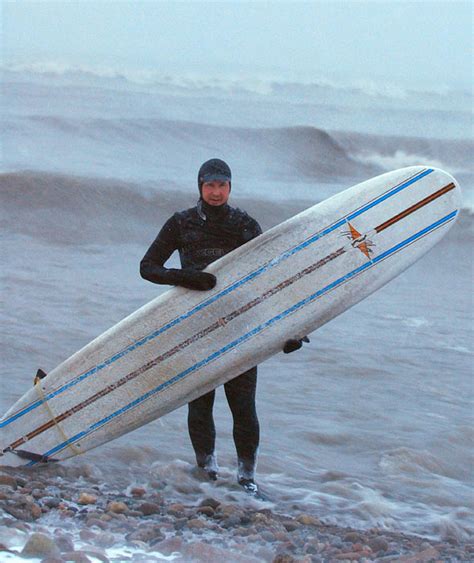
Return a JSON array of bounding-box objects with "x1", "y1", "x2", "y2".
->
[
  {"x1": 167, "y1": 269, "x2": 217, "y2": 291},
  {"x1": 283, "y1": 336, "x2": 310, "y2": 354}
]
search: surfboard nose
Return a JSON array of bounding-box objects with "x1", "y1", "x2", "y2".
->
[{"x1": 426, "y1": 166, "x2": 462, "y2": 209}]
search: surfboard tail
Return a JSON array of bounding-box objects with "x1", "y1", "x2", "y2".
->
[{"x1": 2, "y1": 447, "x2": 58, "y2": 465}]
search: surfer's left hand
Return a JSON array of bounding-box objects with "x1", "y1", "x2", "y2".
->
[{"x1": 283, "y1": 336, "x2": 310, "y2": 354}]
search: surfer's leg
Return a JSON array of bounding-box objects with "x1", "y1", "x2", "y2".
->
[
  {"x1": 224, "y1": 367, "x2": 259, "y2": 481},
  {"x1": 188, "y1": 390, "x2": 218, "y2": 478}
]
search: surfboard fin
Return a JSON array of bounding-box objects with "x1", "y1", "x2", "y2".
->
[
  {"x1": 34, "y1": 368, "x2": 48, "y2": 385},
  {"x1": 4, "y1": 447, "x2": 58, "y2": 464}
]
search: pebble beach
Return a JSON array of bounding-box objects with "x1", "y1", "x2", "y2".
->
[{"x1": 0, "y1": 467, "x2": 472, "y2": 562}]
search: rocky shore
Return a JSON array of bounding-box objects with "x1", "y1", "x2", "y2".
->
[{"x1": 0, "y1": 470, "x2": 471, "y2": 562}]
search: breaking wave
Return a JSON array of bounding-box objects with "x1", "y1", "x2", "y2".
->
[
  {"x1": 1, "y1": 170, "x2": 471, "y2": 247},
  {"x1": 2, "y1": 116, "x2": 380, "y2": 182},
  {"x1": 3, "y1": 61, "x2": 472, "y2": 103},
  {"x1": 0, "y1": 171, "x2": 313, "y2": 245},
  {"x1": 3, "y1": 114, "x2": 472, "y2": 188}
]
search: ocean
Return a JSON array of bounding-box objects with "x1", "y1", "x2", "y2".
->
[{"x1": 1, "y1": 63, "x2": 473, "y2": 556}]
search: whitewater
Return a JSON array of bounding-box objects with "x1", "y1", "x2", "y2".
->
[{"x1": 0, "y1": 64, "x2": 473, "y2": 558}]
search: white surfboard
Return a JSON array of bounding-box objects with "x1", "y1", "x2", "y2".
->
[{"x1": 0, "y1": 166, "x2": 461, "y2": 467}]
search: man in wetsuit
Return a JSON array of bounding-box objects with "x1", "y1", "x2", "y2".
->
[{"x1": 140, "y1": 158, "x2": 307, "y2": 494}]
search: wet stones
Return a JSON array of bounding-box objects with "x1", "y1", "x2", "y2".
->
[
  {"x1": 54, "y1": 534, "x2": 75, "y2": 552},
  {"x1": 60, "y1": 552, "x2": 93, "y2": 563},
  {"x1": 137, "y1": 501, "x2": 160, "y2": 516},
  {"x1": 282, "y1": 519, "x2": 300, "y2": 532},
  {"x1": 395, "y1": 546, "x2": 441, "y2": 562},
  {"x1": 78, "y1": 493, "x2": 98, "y2": 505},
  {"x1": 125, "y1": 524, "x2": 164, "y2": 543},
  {"x1": 184, "y1": 540, "x2": 242, "y2": 562},
  {"x1": 79, "y1": 529, "x2": 97, "y2": 542},
  {"x1": 105, "y1": 500, "x2": 128, "y2": 514},
  {"x1": 86, "y1": 517, "x2": 108, "y2": 530},
  {"x1": 151, "y1": 536, "x2": 183, "y2": 556},
  {"x1": 368, "y1": 535, "x2": 390, "y2": 553},
  {"x1": 130, "y1": 486, "x2": 146, "y2": 498},
  {"x1": 187, "y1": 517, "x2": 209, "y2": 530},
  {"x1": 261, "y1": 530, "x2": 276, "y2": 542},
  {"x1": 0, "y1": 488, "x2": 10, "y2": 501},
  {"x1": 94, "y1": 531, "x2": 116, "y2": 548},
  {"x1": 196, "y1": 505, "x2": 215, "y2": 517},
  {"x1": 1, "y1": 497, "x2": 42, "y2": 522},
  {"x1": 166, "y1": 516, "x2": 182, "y2": 531},
  {"x1": 343, "y1": 531, "x2": 362, "y2": 543},
  {"x1": 0, "y1": 467, "x2": 471, "y2": 562},
  {"x1": 333, "y1": 548, "x2": 373, "y2": 560},
  {"x1": 221, "y1": 513, "x2": 243, "y2": 529},
  {"x1": 0, "y1": 475, "x2": 18, "y2": 489},
  {"x1": 27, "y1": 480, "x2": 46, "y2": 491},
  {"x1": 296, "y1": 513, "x2": 321, "y2": 526},
  {"x1": 21, "y1": 532, "x2": 61, "y2": 559},
  {"x1": 42, "y1": 496, "x2": 62, "y2": 509},
  {"x1": 166, "y1": 502, "x2": 185, "y2": 516},
  {"x1": 199, "y1": 496, "x2": 221, "y2": 510}
]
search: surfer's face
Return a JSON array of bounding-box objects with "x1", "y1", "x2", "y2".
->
[{"x1": 201, "y1": 180, "x2": 231, "y2": 206}]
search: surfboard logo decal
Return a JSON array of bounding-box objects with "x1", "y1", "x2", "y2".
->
[
  {"x1": 0, "y1": 168, "x2": 439, "y2": 430},
  {"x1": 345, "y1": 222, "x2": 373, "y2": 259}
]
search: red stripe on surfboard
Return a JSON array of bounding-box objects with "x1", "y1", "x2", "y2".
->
[{"x1": 375, "y1": 183, "x2": 456, "y2": 233}]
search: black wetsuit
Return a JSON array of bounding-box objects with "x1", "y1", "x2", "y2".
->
[{"x1": 140, "y1": 199, "x2": 262, "y2": 479}]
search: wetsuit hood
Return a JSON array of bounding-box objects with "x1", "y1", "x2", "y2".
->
[{"x1": 198, "y1": 158, "x2": 232, "y2": 194}]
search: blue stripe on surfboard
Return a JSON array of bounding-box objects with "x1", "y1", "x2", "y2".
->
[
  {"x1": 346, "y1": 168, "x2": 434, "y2": 222},
  {"x1": 1, "y1": 168, "x2": 434, "y2": 429},
  {"x1": 28, "y1": 209, "x2": 457, "y2": 465}
]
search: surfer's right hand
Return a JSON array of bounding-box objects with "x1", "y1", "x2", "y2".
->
[
  {"x1": 283, "y1": 336, "x2": 310, "y2": 354},
  {"x1": 168, "y1": 269, "x2": 217, "y2": 291}
]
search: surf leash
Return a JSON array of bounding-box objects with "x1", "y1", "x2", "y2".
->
[{"x1": 33, "y1": 376, "x2": 82, "y2": 459}]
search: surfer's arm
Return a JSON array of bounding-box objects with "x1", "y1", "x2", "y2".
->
[
  {"x1": 140, "y1": 217, "x2": 216, "y2": 291},
  {"x1": 140, "y1": 216, "x2": 178, "y2": 284}
]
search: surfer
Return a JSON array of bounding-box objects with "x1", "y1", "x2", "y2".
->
[{"x1": 140, "y1": 158, "x2": 307, "y2": 495}]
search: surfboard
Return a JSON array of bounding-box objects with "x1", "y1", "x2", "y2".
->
[{"x1": 0, "y1": 166, "x2": 461, "y2": 467}]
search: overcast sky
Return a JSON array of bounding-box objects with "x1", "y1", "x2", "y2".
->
[{"x1": 2, "y1": 1, "x2": 472, "y2": 89}]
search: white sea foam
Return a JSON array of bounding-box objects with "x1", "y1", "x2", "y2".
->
[
  {"x1": 402, "y1": 317, "x2": 430, "y2": 329},
  {"x1": 441, "y1": 344, "x2": 472, "y2": 355},
  {"x1": 2, "y1": 61, "x2": 469, "y2": 101},
  {"x1": 0, "y1": 539, "x2": 177, "y2": 563},
  {"x1": 352, "y1": 150, "x2": 450, "y2": 172},
  {"x1": 383, "y1": 314, "x2": 431, "y2": 329}
]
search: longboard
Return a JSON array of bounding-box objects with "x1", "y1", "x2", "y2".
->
[{"x1": 0, "y1": 167, "x2": 461, "y2": 467}]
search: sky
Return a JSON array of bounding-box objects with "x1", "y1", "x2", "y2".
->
[{"x1": 1, "y1": 1, "x2": 473, "y2": 89}]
